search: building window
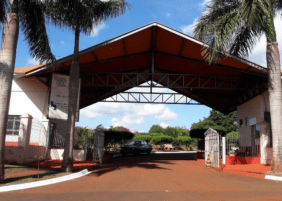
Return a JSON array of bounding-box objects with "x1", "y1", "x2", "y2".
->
[
  {"x1": 7, "y1": 116, "x2": 20, "y2": 135},
  {"x1": 239, "y1": 119, "x2": 243, "y2": 127},
  {"x1": 255, "y1": 124, "x2": 260, "y2": 139},
  {"x1": 245, "y1": 117, "x2": 249, "y2": 126}
]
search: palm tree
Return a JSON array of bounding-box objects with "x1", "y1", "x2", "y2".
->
[
  {"x1": 193, "y1": 0, "x2": 282, "y2": 172},
  {"x1": 0, "y1": 0, "x2": 55, "y2": 183},
  {"x1": 45, "y1": 0, "x2": 130, "y2": 172}
]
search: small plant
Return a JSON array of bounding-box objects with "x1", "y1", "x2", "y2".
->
[
  {"x1": 229, "y1": 150, "x2": 235, "y2": 156},
  {"x1": 189, "y1": 145, "x2": 193, "y2": 151},
  {"x1": 34, "y1": 155, "x2": 43, "y2": 178}
]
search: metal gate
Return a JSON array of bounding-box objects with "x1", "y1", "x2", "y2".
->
[{"x1": 205, "y1": 128, "x2": 220, "y2": 168}]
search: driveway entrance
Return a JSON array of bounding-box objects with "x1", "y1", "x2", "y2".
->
[{"x1": 2, "y1": 155, "x2": 282, "y2": 201}]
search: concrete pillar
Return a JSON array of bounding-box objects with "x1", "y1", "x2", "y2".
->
[
  {"x1": 84, "y1": 131, "x2": 88, "y2": 161},
  {"x1": 18, "y1": 114, "x2": 32, "y2": 149},
  {"x1": 42, "y1": 119, "x2": 50, "y2": 147},
  {"x1": 222, "y1": 137, "x2": 226, "y2": 165},
  {"x1": 259, "y1": 121, "x2": 271, "y2": 164}
]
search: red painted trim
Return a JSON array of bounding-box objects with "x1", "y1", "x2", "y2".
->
[
  {"x1": 5, "y1": 142, "x2": 39, "y2": 146},
  {"x1": 226, "y1": 156, "x2": 260, "y2": 165}
]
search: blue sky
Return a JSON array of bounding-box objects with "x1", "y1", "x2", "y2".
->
[{"x1": 12, "y1": 0, "x2": 282, "y2": 132}]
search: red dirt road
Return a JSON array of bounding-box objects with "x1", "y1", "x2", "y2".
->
[{"x1": 2, "y1": 155, "x2": 282, "y2": 201}]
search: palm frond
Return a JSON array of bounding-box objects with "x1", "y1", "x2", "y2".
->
[
  {"x1": 0, "y1": 0, "x2": 8, "y2": 29},
  {"x1": 19, "y1": 0, "x2": 56, "y2": 64},
  {"x1": 44, "y1": 0, "x2": 131, "y2": 35},
  {"x1": 193, "y1": 0, "x2": 272, "y2": 62},
  {"x1": 193, "y1": 0, "x2": 243, "y2": 63}
]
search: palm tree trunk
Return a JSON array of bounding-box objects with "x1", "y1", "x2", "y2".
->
[
  {"x1": 0, "y1": 0, "x2": 19, "y2": 183},
  {"x1": 264, "y1": 4, "x2": 282, "y2": 173},
  {"x1": 61, "y1": 29, "x2": 80, "y2": 172},
  {"x1": 267, "y1": 42, "x2": 282, "y2": 172}
]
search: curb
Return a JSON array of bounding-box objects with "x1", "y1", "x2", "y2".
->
[
  {"x1": 0, "y1": 169, "x2": 91, "y2": 193},
  {"x1": 265, "y1": 175, "x2": 282, "y2": 181}
]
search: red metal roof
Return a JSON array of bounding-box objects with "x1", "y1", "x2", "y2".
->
[{"x1": 17, "y1": 22, "x2": 268, "y2": 113}]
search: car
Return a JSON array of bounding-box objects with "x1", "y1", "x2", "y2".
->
[{"x1": 120, "y1": 140, "x2": 152, "y2": 156}]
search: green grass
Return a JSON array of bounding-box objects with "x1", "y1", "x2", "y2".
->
[
  {"x1": 1, "y1": 164, "x2": 69, "y2": 186},
  {"x1": 4, "y1": 165, "x2": 30, "y2": 174}
]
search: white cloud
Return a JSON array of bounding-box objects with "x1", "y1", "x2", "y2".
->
[
  {"x1": 166, "y1": 13, "x2": 171, "y2": 17},
  {"x1": 61, "y1": 41, "x2": 65, "y2": 45},
  {"x1": 26, "y1": 58, "x2": 40, "y2": 66},
  {"x1": 155, "y1": 107, "x2": 178, "y2": 122},
  {"x1": 160, "y1": 122, "x2": 169, "y2": 128},
  {"x1": 200, "y1": 0, "x2": 211, "y2": 7},
  {"x1": 180, "y1": 18, "x2": 198, "y2": 35},
  {"x1": 91, "y1": 22, "x2": 107, "y2": 37},
  {"x1": 111, "y1": 114, "x2": 145, "y2": 129},
  {"x1": 248, "y1": 16, "x2": 282, "y2": 68}
]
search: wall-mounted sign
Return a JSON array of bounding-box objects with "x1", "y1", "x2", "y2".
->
[
  {"x1": 48, "y1": 73, "x2": 80, "y2": 122},
  {"x1": 249, "y1": 117, "x2": 256, "y2": 126}
]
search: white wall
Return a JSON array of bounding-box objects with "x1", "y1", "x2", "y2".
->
[
  {"x1": 237, "y1": 91, "x2": 270, "y2": 147},
  {"x1": 7, "y1": 77, "x2": 50, "y2": 145}
]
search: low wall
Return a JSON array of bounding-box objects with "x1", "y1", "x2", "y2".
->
[
  {"x1": 5, "y1": 145, "x2": 45, "y2": 165},
  {"x1": 226, "y1": 156, "x2": 261, "y2": 165},
  {"x1": 50, "y1": 149, "x2": 84, "y2": 161}
]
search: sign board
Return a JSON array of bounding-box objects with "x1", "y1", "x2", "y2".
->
[
  {"x1": 48, "y1": 73, "x2": 80, "y2": 122},
  {"x1": 249, "y1": 117, "x2": 256, "y2": 126}
]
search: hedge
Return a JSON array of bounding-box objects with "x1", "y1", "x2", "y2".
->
[
  {"x1": 104, "y1": 131, "x2": 135, "y2": 147},
  {"x1": 134, "y1": 135, "x2": 152, "y2": 143}
]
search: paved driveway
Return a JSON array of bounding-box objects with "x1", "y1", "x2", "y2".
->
[{"x1": 2, "y1": 154, "x2": 282, "y2": 201}]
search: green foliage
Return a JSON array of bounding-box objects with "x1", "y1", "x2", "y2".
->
[
  {"x1": 151, "y1": 135, "x2": 174, "y2": 145},
  {"x1": 190, "y1": 109, "x2": 237, "y2": 139},
  {"x1": 149, "y1": 125, "x2": 165, "y2": 134},
  {"x1": 134, "y1": 135, "x2": 152, "y2": 143},
  {"x1": 226, "y1": 131, "x2": 239, "y2": 141},
  {"x1": 208, "y1": 109, "x2": 237, "y2": 134},
  {"x1": 164, "y1": 127, "x2": 180, "y2": 139},
  {"x1": 75, "y1": 127, "x2": 95, "y2": 149},
  {"x1": 176, "y1": 136, "x2": 192, "y2": 146},
  {"x1": 139, "y1": 133, "x2": 149, "y2": 135},
  {"x1": 108, "y1": 126, "x2": 118, "y2": 131},
  {"x1": 149, "y1": 133, "x2": 165, "y2": 137},
  {"x1": 104, "y1": 131, "x2": 134, "y2": 147}
]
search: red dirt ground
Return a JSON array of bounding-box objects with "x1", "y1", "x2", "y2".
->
[
  {"x1": 197, "y1": 159, "x2": 271, "y2": 178},
  {"x1": 2, "y1": 154, "x2": 282, "y2": 200}
]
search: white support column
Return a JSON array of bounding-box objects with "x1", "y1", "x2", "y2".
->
[
  {"x1": 84, "y1": 131, "x2": 88, "y2": 161},
  {"x1": 259, "y1": 121, "x2": 271, "y2": 164},
  {"x1": 18, "y1": 114, "x2": 32, "y2": 149},
  {"x1": 222, "y1": 137, "x2": 226, "y2": 165}
]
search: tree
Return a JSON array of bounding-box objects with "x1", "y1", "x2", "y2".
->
[
  {"x1": 208, "y1": 109, "x2": 238, "y2": 133},
  {"x1": 149, "y1": 125, "x2": 165, "y2": 134},
  {"x1": 193, "y1": 0, "x2": 282, "y2": 172},
  {"x1": 176, "y1": 136, "x2": 193, "y2": 150},
  {"x1": 45, "y1": 0, "x2": 130, "y2": 172},
  {"x1": 104, "y1": 131, "x2": 134, "y2": 147},
  {"x1": 0, "y1": 0, "x2": 55, "y2": 183},
  {"x1": 164, "y1": 127, "x2": 179, "y2": 138}
]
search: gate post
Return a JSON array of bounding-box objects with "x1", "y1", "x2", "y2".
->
[
  {"x1": 222, "y1": 137, "x2": 226, "y2": 165},
  {"x1": 84, "y1": 131, "x2": 88, "y2": 161}
]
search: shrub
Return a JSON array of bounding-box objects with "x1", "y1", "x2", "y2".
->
[
  {"x1": 134, "y1": 135, "x2": 152, "y2": 143},
  {"x1": 151, "y1": 135, "x2": 174, "y2": 145},
  {"x1": 149, "y1": 133, "x2": 165, "y2": 137},
  {"x1": 176, "y1": 136, "x2": 193, "y2": 150}
]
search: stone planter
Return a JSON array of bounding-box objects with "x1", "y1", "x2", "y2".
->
[{"x1": 229, "y1": 153, "x2": 235, "y2": 157}]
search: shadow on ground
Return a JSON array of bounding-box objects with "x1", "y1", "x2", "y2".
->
[
  {"x1": 89, "y1": 153, "x2": 197, "y2": 177},
  {"x1": 2, "y1": 171, "x2": 64, "y2": 184}
]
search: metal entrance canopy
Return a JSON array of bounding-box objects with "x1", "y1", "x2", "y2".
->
[{"x1": 14, "y1": 22, "x2": 268, "y2": 114}]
